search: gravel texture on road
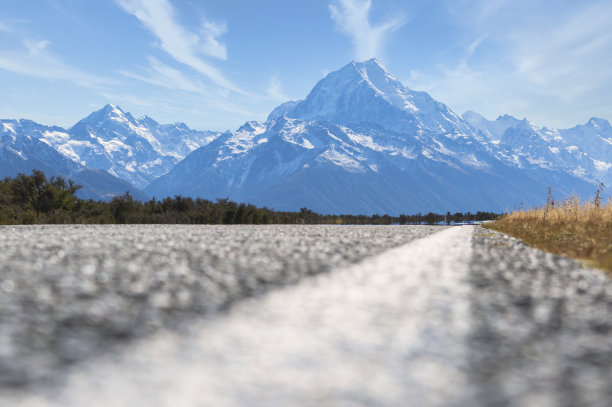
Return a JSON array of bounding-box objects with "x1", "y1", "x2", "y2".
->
[
  {"x1": 2, "y1": 225, "x2": 472, "y2": 407},
  {"x1": 467, "y1": 228, "x2": 612, "y2": 407},
  {"x1": 0, "y1": 224, "x2": 442, "y2": 387},
  {"x1": 2, "y1": 224, "x2": 612, "y2": 407}
]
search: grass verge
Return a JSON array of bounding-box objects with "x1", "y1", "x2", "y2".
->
[{"x1": 484, "y1": 192, "x2": 612, "y2": 272}]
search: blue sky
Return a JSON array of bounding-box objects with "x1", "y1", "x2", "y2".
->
[{"x1": 0, "y1": 0, "x2": 611, "y2": 131}]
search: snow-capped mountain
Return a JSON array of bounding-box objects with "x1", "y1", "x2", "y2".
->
[
  {"x1": 269, "y1": 59, "x2": 475, "y2": 137},
  {"x1": 462, "y1": 111, "x2": 525, "y2": 141},
  {"x1": 1, "y1": 105, "x2": 219, "y2": 199},
  {"x1": 561, "y1": 118, "x2": 612, "y2": 175},
  {"x1": 48, "y1": 104, "x2": 220, "y2": 189},
  {"x1": 146, "y1": 59, "x2": 596, "y2": 214},
  {"x1": 3, "y1": 59, "x2": 607, "y2": 212},
  {"x1": 464, "y1": 113, "x2": 612, "y2": 187},
  {"x1": 0, "y1": 119, "x2": 147, "y2": 200}
]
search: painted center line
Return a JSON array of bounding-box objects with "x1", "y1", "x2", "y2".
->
[{"x1": 8, "y1": 226, "x2": 476, "y2": 407}]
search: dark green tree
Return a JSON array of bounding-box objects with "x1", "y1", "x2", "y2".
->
[
  {"x1": 110, "y1": 192, "x2": 139, "y2": 224},
  {"x1": 10, "y1": 170, "x2": 81, "y2": 218}
]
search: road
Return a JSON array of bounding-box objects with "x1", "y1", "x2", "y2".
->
[{"x1": 1, "y1": 225, "x2": 611, "y2": 406}]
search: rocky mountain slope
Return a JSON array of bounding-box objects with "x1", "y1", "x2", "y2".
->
[
  {"x1": 3, "y1": 59, "x2": 608, "y2": 212},
  {"x1": 48, "y1": 104, "x2": 219, "y2": 189},
  {"x1": 146, "y1": 59, "x2": 598, "y2": 214},
  {"x1": 0, "y1": 119, "x2": 147, "y2": 200},
  {"x1": 463, "y1": 112, "x2": 612, "y2": 187},
  {"x1": 0, "y1": 106, "x2": 220, "y2": 200}
]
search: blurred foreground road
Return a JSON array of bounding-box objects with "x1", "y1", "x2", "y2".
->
[{"x1": 1, "y1": 225, "x2": 612, "y2": 406}]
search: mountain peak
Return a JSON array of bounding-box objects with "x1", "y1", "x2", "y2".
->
[
  {"x1": 364, "y1": 57, "x2": 382, "y2": 64},
  {"x1": 362, "y1": 57, "x2": 388, "y2": 71},
  {"x1": 587, "y1": 117, "x2": 611, "y2": 129},
  {"x1": 90, "y1": 104, "x2": 127, "y2": 120},
  {"x1": 464, "y1": 112, "x2": 535, "y2": 141},
  {"x1": 353, "y1": 57, "x2": 386, "y2": 70},
  {"x1": 347, "y1": 58, "x2": 395, "y2": 83},
  {"x1": 100, "y1": 104, "x2": 125, "y2": 115},
  {"x1": 496, "y1": 114, "x2": 520, "y2": 122},
  {"x1": 265, "y1": 59, "x2": 469, "y2": 135},
  {"x1": 462, "y1": 111, "x2": 487, "y2": 122},
  {"x1": 77, "y1": 104, "x2": 138, "y2": 128}
]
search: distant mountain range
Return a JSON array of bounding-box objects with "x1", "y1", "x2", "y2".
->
[
  {"x1": 0, "y1": 106, "x2": 218, "y2": 200},
  {"x1": 462, "y1": 112, "x2": 612, "y2": 188},
  {"x1": 1, "y1": 58, "x2": 610, "y2": 213},
  {"x1": 146, "y1": 59, "x2": 610, "y2": 214}
]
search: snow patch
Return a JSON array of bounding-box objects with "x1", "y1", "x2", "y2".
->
[
  {"x1": 526, "y1": 157, "x2": 549, "y2": 166},
  {"x1": 319, "y1": 149, "x2": 364, "y2": 173},
  {"x1": 593, "y1": 160, "x2": 612, "y2": 172},
  {"x1": 2, "y1": 123, "x2": 15, "y2": 134},
  {"x1": 139, "y1": 158, "x2": 163, "y2": 170},
  {"x1": 566, "y1": 146, "x2": 580, "y2": 153},
  {"x1": 302, "y1": 139, "x2": 315, "y2": 149},
  {"x1": 460, "y1": 153, "x2": 488, "y2": 169}
]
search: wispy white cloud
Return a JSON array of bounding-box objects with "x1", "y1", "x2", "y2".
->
[
  {"x1": 115, "y1": 0, "x2": 245, "y2": 94},
  {"x1": 329, "y1": 0, "x2": 406, "y2": 60},
  {"x1": 23, "y1": 39, "x2": 51, "y2": 54},
  {"x1": 511, "y1": 3, "x2": 612, "y2": 100},
  {"x1": 0, "y1": 39, "x2": 113, "y2": 88},
  {"x1": 120, "y1": 56, "x2": 210, "y2": 95},
  {"x1": 119, "y1": 56, "x2": 261, "y2": 116},
  {"x1": 407, "y1": 0, "x2": 612, "y2": 128},
  {"x1": 265, "y1": 74, "x2": 288, "y2": 101},
  {"x1": 199, "y1": 20, "x2": 228, "y2": 60},
  {"x1": 98, "y1": 87, "x2": 256, "y2": 129},
  {"x1": 0, "y1": 22, "x2": 11, "y2": 32}
]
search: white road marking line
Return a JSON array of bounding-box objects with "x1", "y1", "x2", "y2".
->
[{"x1": 7, "y1": 226, "x2": 477, "y2": 407}]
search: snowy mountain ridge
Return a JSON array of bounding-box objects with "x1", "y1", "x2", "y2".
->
[
  {"x1": 463, "y1": 111, "x2": 612, "y2": 187},
  {"x1": 271, "y1": 59, "x2": 475, "y2": 139},
  {"x1": 59, "y1": 104, "x2": 220, "y2": 188},
  {"x1": 0, "y1": 118, "x2": 147, "y2": 200},
  {"x1": 0, "y1": 106, "x2": 220, "y2": 199},
  {"x1": 146, "y1": 59, "x2": 604, "y2": 214},
  {"x1": 1, "y1": 58, "x2": 609, "y2": 213}
]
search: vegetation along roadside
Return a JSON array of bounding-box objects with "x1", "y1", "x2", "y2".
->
[
  {"x1": 0, "y1": 170, "x2": 496, "y2": 226},
  {"x1": 485, "y1": 186, "x2": 612, "y2": 272}
]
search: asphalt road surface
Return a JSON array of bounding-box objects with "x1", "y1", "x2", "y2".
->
[{"x1": 1, "y1": 225, "x2": 611, "y2": 406}]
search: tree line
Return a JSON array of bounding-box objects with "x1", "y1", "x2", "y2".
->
[{"x1": 0, "y1": 170, "x2": 498, "y2": 225}]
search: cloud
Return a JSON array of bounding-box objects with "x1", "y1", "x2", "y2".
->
[
  {"x1": 199, "y1": 20, "x2": 228, "y2": 60},
  {"x1": 406, "y1": 0, "x2": 612, "y2": 128},
  {"x1": 0, "y1": 22, "x2": 11, "y2": 32},
  {"x1": 120, "y1": 57, "x2": 211, "y2": 95},
  {"x1": 0, "y1": 39, "x2": 112, "y2": 88},
  {"x1": 117, "y1": 56, "x2": 259, "y2": 120},
  {"x1": 265, "y1": 74, "x2": 288, "y2": 101},
  {"x1": 98, "y1": 87, "x2": 256, "y2": 127},
  {"x1": 115, "y1": 0, "x2": 245, "y2": 94},
  {"x1": 511, "y1": 4, "x2": 612, "y2": 99},
  {"x1": 23, "y1": 39, "x2": 51, "y2": 54},
  {"x1": 329, "y1": 0, "x2": 406, "y2": 60}
]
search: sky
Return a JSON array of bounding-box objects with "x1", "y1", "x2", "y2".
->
[{"x1": 0, "y1": 0, "x2": 611, "y2": 131}]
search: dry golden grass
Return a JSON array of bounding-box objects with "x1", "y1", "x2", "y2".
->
[{"x1": 484, "y1": 192, "x2": 612, "y2": 272}]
